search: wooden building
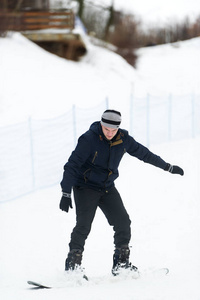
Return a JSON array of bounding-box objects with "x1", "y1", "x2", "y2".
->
[
  {"x1": 0, "y1": 0, "x2": 49, "y2": 11},
  {"x1": 0, "y1": 0, "x2": 87, "y2": 61}
]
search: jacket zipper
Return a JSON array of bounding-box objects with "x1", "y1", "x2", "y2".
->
[
  {"x1": 104, "y1": 142, "x2": 112, "y2": 189},
  {"x1": 83, "y1": 151, "x2": 97, "y2": 183},
  {"x1": 92, "y1": 151, "x2": 98, "y2": 164}
]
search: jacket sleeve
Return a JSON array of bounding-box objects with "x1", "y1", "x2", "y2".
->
[
  {"x1": 60, "y1": 135, "x2": 91, "y2": 193},
  {"x1": 126, "y1": 134, "x2": 168, "y2": 170}
]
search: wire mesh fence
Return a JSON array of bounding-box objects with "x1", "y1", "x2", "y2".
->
[{"x1": 0, "y1": 94, "x2": 199, "y2": 203}]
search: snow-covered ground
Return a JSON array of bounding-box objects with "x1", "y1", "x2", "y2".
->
[
  {"x1": 0, "y1": 32, "x2": 200, "y2": 299},
  {"x1": 135, "y1": 38, "x2": 200, "y2": 96},
  {"x1": 0, "y1": 32, "x2": 136, "y2": 126},
  {"x1": 1, "y1": 138, "x2": 200, "y2": 299},
  {"x1": 1, "y1": 32, "x2": 200, "y2": 125}
]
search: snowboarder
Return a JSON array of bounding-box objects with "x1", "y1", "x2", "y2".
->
[{"x1": 60, "y1": 109, "x2": 184, "y2": 275}]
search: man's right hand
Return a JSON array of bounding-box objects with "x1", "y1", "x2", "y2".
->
[{"x1": 59, "y1": 192, "x2": 73, "y2": 213}]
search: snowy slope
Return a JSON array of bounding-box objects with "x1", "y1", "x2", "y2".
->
[
  {"x1": 0, "y1": 33, "x2": 200, "y2": 299},
  {"x1": 0, "y1": 138, "x2": 200, "y2": 300},
  {"x1": 0, "y1": 32, "x2": 135, "y2": 126},
  {"x1": 1, "y1": 32, "x2": 200, "y2": 125},
  {"x1": 135, "y1": 38, "x2": 200, "y2": 96}
]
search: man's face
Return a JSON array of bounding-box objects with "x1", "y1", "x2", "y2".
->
[{"x1": 101, "y1": 125, "x2": 118, "y2": 140}]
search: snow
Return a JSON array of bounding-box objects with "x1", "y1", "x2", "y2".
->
[
  {"x1": 0, "y1": 31, "x2": 200, "y2": 299},
  {"x1": 135, "y1": 38, "x2": 200, "y2": 96},
  {"x1": 0, "y1": 32, "x2": 135, "y2": 126},
  {"x1": 1, "y1": 137, "x2": 200, "y2": 299}
]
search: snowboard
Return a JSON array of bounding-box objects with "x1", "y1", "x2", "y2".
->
[
  {"x1": 141, "y1": 267, "x2": 169, "y2": 277},
  {"x1": 27, "y1": 275, "x2": 88, "y2": 289},
  {"x1": 27, "y1": 280, "x2": 52, "y2": 289},
  {"x1": 27, "y1": 268, "x2": 169, "y2": 289}
]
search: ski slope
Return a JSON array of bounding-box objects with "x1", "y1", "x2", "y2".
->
[
  {"x1": 1, "y1": 138, "x2": 200, "y2": 299},
  {"x1": 0, "y1": 33, "x2": 200, "y2": 299}
]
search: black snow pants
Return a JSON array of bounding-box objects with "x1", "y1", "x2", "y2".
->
[{"x1": 69, "y1": 186, "x2": 131, "y2": 251}]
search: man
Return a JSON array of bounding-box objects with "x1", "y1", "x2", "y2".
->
[{"x1": 60, "y1": 109, "x2": 184, "y2": 275}]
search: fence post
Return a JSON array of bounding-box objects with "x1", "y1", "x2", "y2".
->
[
  {"x1": 146, "y1": 94, "x2": 150, "y2": 147},
  {"x1": 105, "y1": 97, "x2": 109, "y2": 109},
  {"x1": 130, "y1": 91, "x2": 133, "y2": 136},
  {"x1": 168, "y1": 94, "x2": 172, "y2": 142},
  {"x1": 28, "y1": 117, "x2": 35, "y2": 191},
  {"x1": 72, "y1": 105, "x2": 77, "y2": 147},
  {"x1": 191, "y1": 93, "x2": 195, "y2": 138}
]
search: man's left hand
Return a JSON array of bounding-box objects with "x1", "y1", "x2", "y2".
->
[{"x1": 165, "y1": 163, "x2": 184, "y2": 176}]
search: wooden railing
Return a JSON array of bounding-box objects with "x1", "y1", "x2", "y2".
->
[{"x1": 0, "y1": 10, "x2": 75, "y2": 31}]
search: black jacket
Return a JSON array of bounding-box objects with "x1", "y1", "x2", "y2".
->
[{"x1": 61, "y1": 122, "x2": 167, "y2": 193}]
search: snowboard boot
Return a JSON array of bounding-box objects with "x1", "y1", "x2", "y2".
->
[
  {"x1": 65, "y1": 249, "x2": 83, "y2": 271},
  {"x1": 112, "y1": 245, "x2": 138, "y2": 276}
]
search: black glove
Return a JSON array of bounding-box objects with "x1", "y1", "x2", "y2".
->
[
  {"x1": 59, "y1": 192, "x2": 73, "y2": 212},
  {"x1": 165, "y1": 163, "x2": 184, "y2": 176}
]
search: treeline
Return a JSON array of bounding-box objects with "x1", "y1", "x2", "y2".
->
[
  {"x1": 80, "y1": 1, "x2": 200, "y2": 66},
  {"x1": 139, "y1": 16, "x2": 200, "y2": 46}
]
